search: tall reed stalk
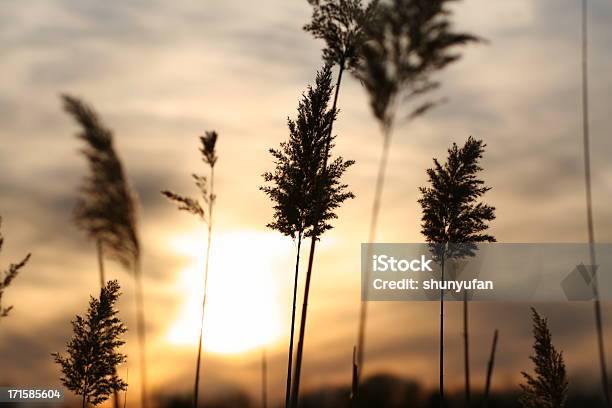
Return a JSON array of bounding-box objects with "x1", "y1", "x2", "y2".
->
[
  {"x1": 63, "y1": 95, "x2": 144, "y2": 408},
  {"x1": 268, "y1": 65, "x2": 354, "y2": 408},
  {"x1": 96, "y1": 240, "x2": 121, "y2": 408},
  {"x1": 291, "y1": 240, "x2": 317, "y2": 408},
  {"x1": 580, "y1": 1, "x2": 610, "y2": 406},
  {"x1": 123, "y1": 368, "x2": 129, "y2": 408},
  {"x1": 419, "y1": 137, "x2": 495, "y2": 406},
  {"x1": 194, "y1": 169, "x2": 213, "y2": 408},
  {"x1": 350, "y1": 345, "x2": 359, "y2": 407},
  {"x1": 261, "y1": 130, "x2": 308, "y2": 408},
  {"x1": 303, "y1": 2, "x2": 377, "y2": 397},
  {"x1": 134, "y1": 267, "x2": 147, "y2": 408},
  {"x1": 356, "y1": 120, "x2": 392, "y2": 376},
  {"x1": 162, "y1": 131, "x2": 218, "y2": 408},
  {"x1": 482, "y1": 329, "x2": 498, "y2": 408},
  {"x1": 354, "y1": 0, "x2": 480, "y2": 383},
  {"x1": 285, "y1": 236, "x2": 302, "y2": 407},
  {"x1": 463, "y1": 291, "x2": 470, "y2": 405},
  {"x1": 439, "y1": 257, "x2": 445, "y2": 403}
]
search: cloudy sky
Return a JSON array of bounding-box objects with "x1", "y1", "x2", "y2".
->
[{"x1": 1, "y1": 0, "x2": 612, "y2": 406}]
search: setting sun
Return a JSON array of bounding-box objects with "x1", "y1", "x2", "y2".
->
[{"x1": 166, "y1": 230, "x2": 295, "y2": 354}]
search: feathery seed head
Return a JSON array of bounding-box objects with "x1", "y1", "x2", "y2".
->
[
  {"x1": 355, "y1": 0, "x2": 480, "y2": 130},
  {"x1": 162, "y1": 131, "x2": 219, "y2": 225},
  {"x1": 305, "y1": 0, "x2": 380, "y2": 71},
  {"x1": 62, "y1": 94, "x2": 140, "y2": 273},
  {"x1": 261, "y1": 64, "x2": 354, "y2": 239},
  {"x1": 200, "y1": 131, "x2": 218, "y2": 168}
]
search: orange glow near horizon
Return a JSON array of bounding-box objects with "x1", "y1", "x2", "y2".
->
[{"x1": 166, "y1": 229, "x2": 294, "y2": 354}]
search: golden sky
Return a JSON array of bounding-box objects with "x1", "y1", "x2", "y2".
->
[{"x1": 2, "y1": 0, "x2": 612, "y2": 406}]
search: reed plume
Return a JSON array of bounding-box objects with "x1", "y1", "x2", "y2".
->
[
  {"x1": 302, "y1": 4, "x2": 376, "y2": 403},
  {"x1": 0, "y1": 216, "x2": 31, "y2": 319},
  {"x1": 64, "y1": 96, "x2": 140, "y2": 274},
  {"x1": 62, "y1": 95, "x2": 145, "y2": 408},
  {"x1": 261, "y1": 62, "x2": 354, "y2": 407},
  {"x1": 519, "y1": 308, "x2": 568, "y2": 408},
  {"x1": 261, "y1": 113, "x2": 308, "y2": 408},
  {"x1": 354, "y1": 0, "x2": 480, "y2": 384},
  {"x1": 304, "y1": 0, "x2": 378, "y2": 185},
  {"x1": 162, "y1": 131, "x2": 218, "y2": 408},
  {"x1": 305, "y1": 0, "x2": 379, "y2": 73},
  {"x1": 53, "y1": 280, "x2": 127, "y2": 408},
  {"x1": 266, "y1": 64, "x2": 354, "y2": 408},
  {"x1": 418, "y1": 137, "x2": 495, "y2": 406}
]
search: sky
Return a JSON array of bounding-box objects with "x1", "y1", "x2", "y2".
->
[{"x1": 1, "y1": 0, "x2": 612, "y2": 406}]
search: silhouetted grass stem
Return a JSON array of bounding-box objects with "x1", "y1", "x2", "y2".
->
[
  {"x1": 194, "y1": 166, "x2": 214, "y2": 408},
  {"x1": 356, "y1": 122, "x2": 393, "y2": 378},
  {"x1": 290, "y1": 64, "x2": 346, "y2": 408},
  {"x1": 483, "y1": 329, "x2": 498, "y2": 408},
  {"x1": 463, "y1": 291, "x2": 470, "y2": 406},
  {"x1": 285, "y1": 234, "x2": 303, "y2": 408},
  {"x1": 581, "y1": 1, "x2": 610, "y2": 406}
]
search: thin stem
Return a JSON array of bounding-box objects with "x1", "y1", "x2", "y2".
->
[
  {"x1": 96, "y1": 240, "x2": 105, "y2": 288},
  {"x1": 290, "y1": 236, "x2": 317, "y2": 408},
  {"x1": 289, "y1": 63, "x2": 345, "y2": 408},
  {"x1": 439, "y1": 256, "x2": 445, "y2": 407},
  {"x1": 98, "y1": 241, "x2": 122, "y2": 408},
  {"x1": 482, "y1": 329, "x2": 498, "y2": 408},
  {"x1": 262, "y1": 348, "x2": 268, "y2": 408},
  {"x1": 463, "y1": 291, "x2": 470, "y2": 406},
  {"x1": 134, "y1": 269, "x2": 148, "y2": 408},
  {"x1": 123, "y1": 367, "x2": 129, "y2": 408},
  {"x1": 194, "y1": 166, "x2": 215, "y2": 408},
  {"x1": 350, "y1": 345, "x2": 359, "y2": 407},
  {"x1": 357, "y1": 123, "x2": 394, "y2": 376},
  {"x1": 113, "y1": 385, "x2": 120, "y2": 408},
  {"x1": 368, "y1": 127, "x2": 393, "y2": 260},
  {"x1": 285, "y1": 234, "x2": 303, "y2": 408},
  {"x1": 322, "y1": 63, "x2": 344, "y2": 159},
  {"x1": 581, "y1": 1, "x2": 610, "y2": 406}
]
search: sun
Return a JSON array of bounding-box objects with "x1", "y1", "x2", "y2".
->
[{"x1": 166, "y1": 229, "x2": 294, "y2": 354}]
